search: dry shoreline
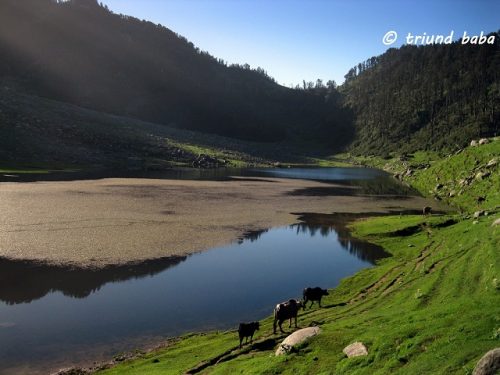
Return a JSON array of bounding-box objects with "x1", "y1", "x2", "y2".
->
[{"x1": 0, "y1": 176, "x2": 433, "y2": 268}]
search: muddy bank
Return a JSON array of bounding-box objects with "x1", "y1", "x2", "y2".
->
[{"x1": 0, "y1": 177, "x2": 435, "y2": 267}]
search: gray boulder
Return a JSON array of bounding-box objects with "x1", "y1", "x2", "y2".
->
[
  {"x1": 275, "y1": 327, "x2": 320, "y2": 356},
  {"x1": 343, "y1": 342, "x2": 368, "y2": 358},
  {"x1": 473, "y1": 348, "x2": 500, "y2": 375}
]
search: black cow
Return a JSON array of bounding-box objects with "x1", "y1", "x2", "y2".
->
[
  {"x1": 238, "y1": 322, "x2": 259, "y2": 348},
  {"x1": 273, "y1": 299, "x2": 302, "y2": 334},
  {"x1": 303, "y1": 287, "x2": 329, "y2": 309}
]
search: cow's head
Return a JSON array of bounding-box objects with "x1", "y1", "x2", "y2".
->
[{"x1": 322, "y1": 289, "x2": 329, "y2": 296}]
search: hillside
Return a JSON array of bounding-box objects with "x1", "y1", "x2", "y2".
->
[
  {"x1": 0, "y1": 0, "x2": 352, "y2": 148},
  {"x1": 0, "y1": 86, "x2": 319, "y2": 170},
  {"x1": 0, "y1": 1, "x2": 498, "y2": 164},
  {"x1": 342, "y1": 34, "x2": 500, "y2": 155},
  {"x1": 89, "y1": 137, "x2": 499, "y2": 374}
]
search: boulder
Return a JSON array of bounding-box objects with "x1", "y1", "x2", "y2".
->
[
  {"x1": 474, "y1": 211, "x2": 484, "y2": 218},
  {"x1": 343, "y1": 342, "x2": 368, "y2": 358},
  {"x1": 486, "y1": 158, "x2": 498, "y2": 168},
  {"x1": 478, "y1": 138, "x2": 490, "y2": 145},
  {"x1": 275, "y1": 327, "x2": 320, "y2": 356},
  {"x1": 492, "y1": 218, "x2": 500, "y2": 227},
  {"x1": 473, "y1": 348, "x2": 500, "y2": 375},
  {"x1": 470, "y1": 140, "x2": 478, "y2": 147},
  {"x1": 476, "y1": 171, "x2": 491, "y2": 180}
]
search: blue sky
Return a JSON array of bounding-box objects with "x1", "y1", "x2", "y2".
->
[{"x1": 100, "y1": 0, "x2": 499, "y2": 86}]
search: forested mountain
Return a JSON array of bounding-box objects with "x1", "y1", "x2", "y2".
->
[
  {"x1": 0, "y1": 0, "x2": 498, "y2": 162},
  {"x1": 0, "y1": 0, "x2": 352, "y2": 147},
  {"x1": 342, "y1": 34, "x2": 500, "y2": 155}
]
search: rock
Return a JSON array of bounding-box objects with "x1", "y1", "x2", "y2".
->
[
  {"x1": 449, "y1": 190, "x2": 456, "y2": 197},
  {"x1": 473, "y1": 348, "x2": 500, "y2": 375},
  {"x1": 478, "y1": 138, "x2": 490, "y2": 145},
  {"x1": 275, "y1": 327, "x2": 321, "y2": 356},
  {"x1": 486, "y1": 158, "x2": 498, "y2": 168},
  {"x1": 435, "y1": 183, "x2": 443, "y2": 190},
  {"x1": 404, "y1": 168, "x2": 413, "y2": 177},
  {"x1": 474, "y1": 211, "x2": 484, "y2": 218},
  {"x1": 473, "y1": 220, "x2": 479, "y2": 225},
  {"x1": 470, "y1": 140, "x2": 478, "y2": 147},
  {"x1": 476, "y1": 171, "x2": 491, "y2": 180},
  {"x1": 343, "y1": 342, "x2": 368, "y2": 358},
  {"x1": 492, "y1": 218, "x2": 500, "y2": 227}
]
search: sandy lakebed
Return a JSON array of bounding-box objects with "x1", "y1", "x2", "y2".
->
[{"x1": 0, "y1": 176, "x2": 436, "y2": 268}]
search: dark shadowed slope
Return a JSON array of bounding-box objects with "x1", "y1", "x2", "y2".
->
[{"x1": 0, "y1": 0, "x2": 352, "y2": 147}]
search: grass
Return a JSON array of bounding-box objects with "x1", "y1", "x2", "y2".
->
[
  {"x1": 98, "y1": 214, "x2": 499, "y2": 375},
  {"x1": 96, "y1": 140, "x2": 499, "y2": 374}
]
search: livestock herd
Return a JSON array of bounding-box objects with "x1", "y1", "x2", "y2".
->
[{"x1": 237, "y1": 287, "x2": 329, "y2": 348}]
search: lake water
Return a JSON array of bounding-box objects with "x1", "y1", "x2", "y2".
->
[{"x1": 0, "y1": 167, "x2": 414, "y2": 374}]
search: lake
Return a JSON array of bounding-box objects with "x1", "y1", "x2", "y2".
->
[{"x1": 0, "y1": 167, "x2": 415, "y2": 374}]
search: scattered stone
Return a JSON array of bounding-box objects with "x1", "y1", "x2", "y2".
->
[
  {"x1": 477, "y1": 196, "x2": 486, "y2": 204},
  {"x1": 192, "y1": 154, "x2": 225, "y2": 168},
  {"x1": 486, "y1": 158, "x2": 498, "y2": 168},
  {"x1": 492, "y1": 218, "x2": 500, "y2": 227},
  {"x1": 473, "y1": 220, "x2": 479, "y2": 225},
  {"x1": 470, "y1": 140, "x2": 478, "y2": 147},
  {"x1": 478, "y1": 138, "x2": 490, "y2": 145},
  {"x1": 343, "y1": 342, "x2": 368, "y2": 358},
  {"x1": 473, "y1": 348, "x2": 500, "y2": 375},
  {"x1": 408, "y1": 244, "x2": 415, "y2": 247},
  {"x1": 474, "y1": 211, "x2": 484, "y2": 218},
  {"x1": 404, "y1": 168, "x2": 413, "y2": 177},
  {"x1": 435, "y1": 183, "x2": 443, "y2": 190},
  {"x1": 449, "y1": 190, "x2": 456, "y2": 197},
  {"x1": 275, "y1": 327, "x2": 321, "y2": 356},
  {"x1": 476, "y1": 171, "x2": 491, "y2": 180}
]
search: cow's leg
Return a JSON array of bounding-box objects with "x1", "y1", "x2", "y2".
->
[
  {"x1": 310, "y1": 300, "x2": 314, "y2": 308},
  {"x1": 294, "y1": 316, "x2": 298, "y2": 328},
  {"x1": 319, "y1": 298, "x2": 322, "y2": 307},
  {"x1": 288, "y1": 318, "x2": 292, "y2": 328},
  {"x1": 279, "y1": 320, "x2": 285, "y2": 333},
  {"x1": 303, "y1": 298, "x2": 308, "y2": 310},
  {"x1": 273, "y1": 319, "x2": 277, "y2": 334},
  {"x1": 239, "y1": 337, "x2": 243, "y2": 349}
]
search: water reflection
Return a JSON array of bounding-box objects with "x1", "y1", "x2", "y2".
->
[
  {"x1": 0, "y1": 218, "x2": 388, "y2": 306},
  {"x1": 290, "y1": 223, "x2": 387, "y2": 263},
  {"x1": 0, "y1": 256, "x2": 186, "y2": 305},
  {"x1": 0, "y1": 215, "x2": 389, "y2": 374}
]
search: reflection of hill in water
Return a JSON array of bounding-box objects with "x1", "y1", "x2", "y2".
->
[
  {"x1": 0, "y1": 256, "x2": 186, "y2": 305},
  {"x1": 237, "y1": 214, "x2": 390, "y2": 264},
  {"x1": 1, "y1": 212, "x2": 391, "y2": 305},
  {"x1": 289, "y1": 223, "x2": 389, "y2": 263}
]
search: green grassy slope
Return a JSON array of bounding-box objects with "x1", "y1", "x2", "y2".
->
[
  {"x1": 94, "y1": 139, "x2": 499, "y2": 374},
  {"x1": 341, "y1": 138, "x2": 499, "y2": 213}
]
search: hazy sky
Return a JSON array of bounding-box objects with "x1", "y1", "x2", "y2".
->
[{"x1": 100, "y1": 0, "x2": 499, "y2": 86}]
